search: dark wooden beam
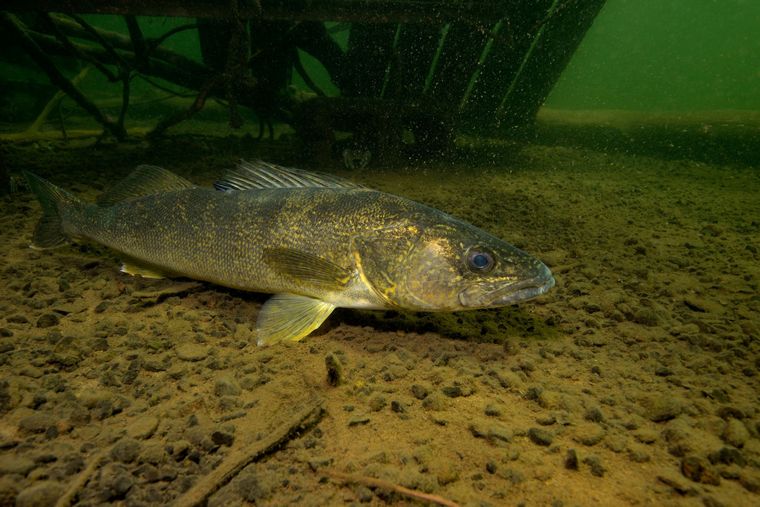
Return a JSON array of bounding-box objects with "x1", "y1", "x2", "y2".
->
[
  {"x1": 495, "y1": 0, "x2": 608, "y2": 132},
  {"x1": 1, "y1": 0, "x2": 514, "y2": 23}
]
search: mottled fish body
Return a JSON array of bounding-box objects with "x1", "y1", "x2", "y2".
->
[{"x1": 24, "y1": 161, "x2": 554, "y2": 344}]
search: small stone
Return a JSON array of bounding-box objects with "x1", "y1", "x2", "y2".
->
[
  {"x1": 583, "y1": 456, "x2": 606, "y2": 477},
  {"x1": 175, "y1": 343, "x2": 208, "y2": 362},
  {"x1": 390, "y1": 400, "x2": 406, "y2": 413},
  {"x1": 214, "y1": 376, "x2": 241, "y2": 397},
  {"x1": 325, "y1": 353, "x2": 344, "y2": 386},
  {"x1": 528, "y1": 427, "x2": 553, "y2": 446},
  {"x1": 211, "y1": 430, "x2": 234, "y2": 447},
  {"x1": 681, "y1": 456, "x2": 720, "y2": 485},
  {"x1": 421, "y1": 392, "x2": 447, "y2": 411},
  {"x1": 19, "y1": 413, "x2": 56, "y2": 433},
  {"x1": 565, "y1": 449, "x2": 579, "y2": 470},
  {"x1": 536, "y1": 415, "x2": 556, "y2": 426},
  {"x1": 139, "y1": 443, "x2": 166, "y2": 465},
  {"x1": 574, "y1": 423, "x2": 606, "y2": 446},
  {"x1": 110, "y1": 437, "x2": 141, "y2": 464},
  {"x1": 237, "y1": 471, "x2": 273, "y2": 502},
  {"x1": 739, "y1": 472, "x2": 760, "y2": 493},
  {"x1": 722, "y1": 418, "x2": 749, "y2": 448},
  {"x1": 633, "y1": 428, "x2": 658, "y2": 444},
  {"x1": 657, "y1": 473, "x2": 697, "y2": 495},
  {"x1": 15, "y1": 481, "x2": 64, "y2": 507},
  {"x1": 126, "y1": 415, "x2": 159, "y2": 440},
  {"x1": 411, "y1": 384, "x2": 429, "y2": 400},
  {"x1": 484, "y1": 404, "x2": 503, "y2": 417},
  {"x1": 584, "y1": 407, "x2": 604, "y2": 423},
  {"x1": 7, "y1": 314, "x2": 29, "y2": 324},
  {"x1": 307, "y1": 456, "x2": 332, "y2": 471},
  {"x1": 348, "y1": 415, "x2": 370, "y2": 427},
  {"x1": 36, "y1": 314, "x2": 60, "y2": 328},
  {"x1": 0, "y1": 454, "x2": 37, "y2": 475},
  {"x1": 708, "y1": 447, "x2": 746, "y2": 467},
  {"x1": 640, "y1": 394, "x2": 682, "y2": 422},
  {"x1": 99, "y1": 462, "x2": 133, "y2": 500},
  {"x1": 368, "y1": 395, "x2": 387, "y2": 412},
  {"x1": 627, "y1": 445, "x2": 651, "y2": 463}
]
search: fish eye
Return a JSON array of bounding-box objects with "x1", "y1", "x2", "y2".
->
[{"x1": 466, "y1": 248, "x2": 495, "y2": 273}]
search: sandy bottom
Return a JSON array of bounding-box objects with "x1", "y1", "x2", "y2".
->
[{"x1": 0, "y1": 138, "x2": 758, "y2": 506}]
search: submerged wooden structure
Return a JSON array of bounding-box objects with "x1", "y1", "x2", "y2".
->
[{"x1": 1, "y1": 0, "x2": 606, "y2": 162}]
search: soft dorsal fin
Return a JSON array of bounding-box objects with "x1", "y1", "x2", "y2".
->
[
  {"x1": 97, "y1": 165, "x2": 196, "y2": 206},
  {"x1": 214, "y1": 159, "x2": 365, "y2": 192}
]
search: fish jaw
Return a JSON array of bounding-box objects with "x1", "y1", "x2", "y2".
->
[{"x1": 458, "y1": 262, "x2": 555, "y2": 308}]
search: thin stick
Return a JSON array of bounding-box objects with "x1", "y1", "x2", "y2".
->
[
  {"x1": 174, "y1": 400, "x2": 325, "y2": 507},
  {"x1": 325, "y1": 469, "x2": 463, "y2": 507},
  {"x1": 1, "y1": 13, "x2": 125, "y2": 140},
  {"x1": 55, "y1": 449, "x2": 107, "y2": 507}
]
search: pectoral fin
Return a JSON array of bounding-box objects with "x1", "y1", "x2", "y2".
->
[
  {"x1": 120, "y1": 261, "x2": 168, "y2": 279},
  {"x1": 263, "y1": 248, "x2": 352, "y2": 291},
  {"x1": 256, "y1": 294, "x2": 335, "y2": 346}
]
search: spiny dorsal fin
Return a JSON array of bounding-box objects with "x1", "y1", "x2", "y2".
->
[
  {"x1": 97, "y1": 165, "x2": 196, "y2": 206},
  {"x1": 214, "y1": 159, "x2": 366, "y2": 192}
]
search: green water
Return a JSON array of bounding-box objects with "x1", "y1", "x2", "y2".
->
[
  {"x1": 547, "y1": 0, "x2": 760, "y2": 111},
  {"x1": 1, "y1": 0, "x2": 758, "y2": 142}
]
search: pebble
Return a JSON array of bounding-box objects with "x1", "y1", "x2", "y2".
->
[
  {"x1": 36, "y1": 313, "x2": 60, "y2": 328},
  {"x1": 421, "y1": 392, "x2": 447, "y2": 411},
  {"x1": 410, "y1": 384, "x2": 429, "y2": 400},
  {"x1": 584, "y1": 407, "x2": 605, "y2": 423},
  {"x1": 681, "y1": 456, "x2": 720, "y2": 485},
  {"x1": 348, "y1": 415, "x2": 370, "y2": 427},
  {"x1": 214, "y1": 377, "x2": 241, "y2": 397},
  {"x1": 484, "y1": 403, "x2": 504, "y2": 417},
  {"x1": 582, "y1": 456, "x2": 606, "y2": 477},
  {"x1": 236, "y1": 470, "x2": 274, "y2": 502},
  {"x1": 528, "y1": 428, "x2": 553, "y2": 446},
  {"x1": 368, "y1": 395, "x2": 387, "y2": 412},
  {"x1": 110, "y1": 437, "x2": 141, "y2": 463},
  {"x1": 722, "y1": 418, "x2": 749, "y2": 448},
  {"x1": 0, "y1": 454, "x2": 37, "y2": 475},
  {"x1": 15, "y1": 481, "x2": 64, "y2": 507},
  {"x1": 573, "y1": 423, "x2": 606, "y2": 446},
  {"x1": 639, "y1": 394, "x2": 682, "y2": 422},
  {"x1": 0, "y1": 477, "x2": 18, "y2": 506},
  {"x1": 175, "y1": 343, "x2": 209, "y2": 362},
  {"x1": 98, "y1": 462, "x2": 134, "y2": 500},
  {"x1": 708, "y1": 447, "x2": 746, "y2": 467},
  {"x1": 565, "y1": 449, "x2": 579, "y2": 470},
  {"x1": 126, "y1": 415, "x2": 159, "y2": 440},
  {"x1": 211, "y1": 429, "x2": 234, "y2": 447},
  {"x1": 19, "y1": 413, "x2": 56, "y2": 433},
  {"x1": 657, "y1": 473, "x2": 697, "y2": 495},
  {"x1": 324, "y1": 352, "x2": 344, "y2": 386}
]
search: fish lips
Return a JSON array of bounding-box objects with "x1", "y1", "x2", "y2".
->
[{"x1": 458, "y1": 264, "x2": 555, "y2": 308}]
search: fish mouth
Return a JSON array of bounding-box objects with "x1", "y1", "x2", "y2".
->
[{"x1": 459, "y1": 264, "x2": 555, "y2": 308}]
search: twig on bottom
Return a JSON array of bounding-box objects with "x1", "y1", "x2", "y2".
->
[
  {"x1": 174, "y1": 399, "x2": 325, "y2": 507},
  {"x1": 325, "y1": 469, "x2": 462, "y2": 507},
  {"x1": 55, "y1": 449, "x2": 107, "y2": 507}
]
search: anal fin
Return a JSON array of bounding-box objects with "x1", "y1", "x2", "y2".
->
[{"x1": 256, "y1": 294, "x2": 335, "y2": 346}]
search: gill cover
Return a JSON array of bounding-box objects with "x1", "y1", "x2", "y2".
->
[{"x1": 354, "y1": 223, "x2": 466, "y2": 311}]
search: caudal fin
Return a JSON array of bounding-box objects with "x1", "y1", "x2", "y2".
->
[{"x1": 23, "y1": 172, "x2": 82, "y2": 249}]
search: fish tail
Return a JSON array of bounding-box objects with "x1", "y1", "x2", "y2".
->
[{"x1": 23, "y1": 172, "x2": 84, "y2": 249}]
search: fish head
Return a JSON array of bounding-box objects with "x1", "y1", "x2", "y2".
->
[{"x1": 355, "y1": 221, "x2": 555, "y2": 311}]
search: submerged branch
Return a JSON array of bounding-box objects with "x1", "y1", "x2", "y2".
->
[{"x1": 1, "y1": 13, "x2": 126, "y2": 140}]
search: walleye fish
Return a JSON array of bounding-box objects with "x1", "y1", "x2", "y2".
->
[{"x1": 24, "y1": 160, "x2": 555, "y2": 345}]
